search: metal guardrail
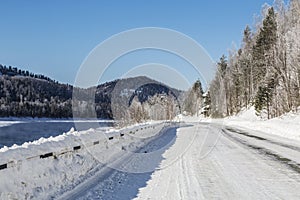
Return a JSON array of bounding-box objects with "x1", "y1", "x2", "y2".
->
[{"x1": 0, "y1": 123, "x2": 167, "y2": 171}]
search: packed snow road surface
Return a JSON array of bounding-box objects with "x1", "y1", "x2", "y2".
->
[{"x1": 64, "y1": 122, "x2": 300, "y2": 199}]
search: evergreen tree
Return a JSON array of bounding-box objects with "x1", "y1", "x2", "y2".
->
[
  {"x1": 218, "y1": 55, "x2": 228, "y2": 78},
  {"x1": 183, "y1": 80, "x2": 204, "y2": 116},
  {"x1": 251, "y1": 7, "x2": 278, "y2": 117},
  {"x1": 202, "y1": 91, "x2": 211, "y2": 117}
]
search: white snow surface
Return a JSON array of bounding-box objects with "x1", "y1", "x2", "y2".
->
[
  {"x1": 1, "y1": 108, "x2": 300, "y2": 199},
  {"x1": 65, "y1": 115, "x2": 300, "y2": 199},
  {"x1": 221, "y1": 107, "x2": 300, "y2": 141},
  {"x1": 0, "y1": 121, "x2": 165, "y2": 199},
  {"x1": 133, "y1": 122, "x2": 300, "y2": 199},
  {"x1": 57, "y1": 111, "x2": 300, "y2": 199}
]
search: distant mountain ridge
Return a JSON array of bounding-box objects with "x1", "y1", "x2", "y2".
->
[{"x1": 0, "y1": 64, "x2": 182, "y2": 119}]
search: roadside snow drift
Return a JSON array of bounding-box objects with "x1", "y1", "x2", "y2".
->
[
  {"x1": 223, "y1": 107, "x2": 300, "y2": 141},
  {"x1": 0, "y1": 122, "x2": 166, "y2": 199}
]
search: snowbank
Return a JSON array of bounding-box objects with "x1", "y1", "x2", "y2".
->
[
  {"x1": 0, "y1": 121, "x2": 166, "y2": 199},
  {"x1": 223, "y1": 107, "x2": 300, "y2": 141},
  {"x1": 181, "y1": 107, "x2": 300, "y2": 141}
]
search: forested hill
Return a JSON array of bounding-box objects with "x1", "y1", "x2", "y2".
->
[{"x1": 0, "y1": 64, "x2": 182, "y2": 119}]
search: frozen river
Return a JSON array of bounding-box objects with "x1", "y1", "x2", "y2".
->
[{"x1": 0, "y1": 120, "x2": 114, "y2": 148}]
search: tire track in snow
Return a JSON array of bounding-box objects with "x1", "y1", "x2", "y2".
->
[
  {"x1": 135, "y1": 123, "x2": 300, "y2": 199},
  {"x1": 60, "y1": 125, "x2": 178, "y2": 200},
  {"x1": 222, "y1": 128, "x2": 300, "y2": 174}
]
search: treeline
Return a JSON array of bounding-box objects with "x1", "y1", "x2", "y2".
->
[
  {"x1": 0, "y1": 64, "x2": 56, "y2": 83},
  {"x1": 209, "y1": 0, "x2": 300, "y2": 119}
]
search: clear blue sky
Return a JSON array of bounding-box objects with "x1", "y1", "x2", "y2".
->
[{"x1": 0, "y1": 0, "x2": 274, "y2": 89}]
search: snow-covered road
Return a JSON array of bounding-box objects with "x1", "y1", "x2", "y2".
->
[{"x1": 61, "y1": 122, "x2": 300, "y2": 199}]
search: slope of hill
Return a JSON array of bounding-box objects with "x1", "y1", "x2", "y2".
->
[{"x1": 0, "y1": 64, "x2": 183, "y2": 120}]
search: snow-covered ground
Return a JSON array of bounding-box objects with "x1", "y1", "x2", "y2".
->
[
  {"x1": 0, "y1": 121, "x2": 168, "y2": 199},
  {"x1": 56, "y1": 115, "x2": 300, "y2": 199},
  {"x1": 222, "y1": 107, "x2": 300, "y2": 141},
  {"x1": 1, "y1": 108, "x2": 299, "y2": 199},
  {"x1": 133, "y1": 122, "x2": 300, "y2": 199},
  {"x1": 64, "y1": 109, "x2": 300, "y2": 199}
]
